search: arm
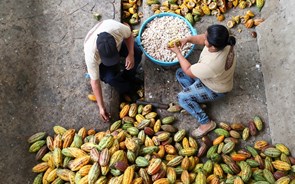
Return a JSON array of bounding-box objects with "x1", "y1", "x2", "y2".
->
[
  {"x1": 124, "y1": 34, "x2": 135, "y2": 70},
  {"x1": 90, "y1": 79, "x2": 110, "y2": 122},
  {"x1": 181, "y1": 34, "x2": 206, "y2": 47},
  {"x1": 169, "y1": 46, "x2": 195, "y2": 78},
  {"x1": 176, "y1": 53, "x2": 195, "y2": 78},
  {"x1": 170, "y1": 34, "x2": 206, "y2": 77},
  {"x1": 123, "y1": 23, "x2": 135, "y2": 70}
]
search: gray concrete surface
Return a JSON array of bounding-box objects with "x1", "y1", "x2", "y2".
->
[
  {"x1": 0, "y1": 0, "x2": 294, "y2": 183},
  {"x1": 256, "y1": 0, "x2": 295, "y2": 153}
]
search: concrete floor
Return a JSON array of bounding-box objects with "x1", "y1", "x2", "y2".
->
[{"x1": 0, "y1": 0, "x2": 294, "y2": 183}]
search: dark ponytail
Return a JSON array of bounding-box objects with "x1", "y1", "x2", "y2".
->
[
  {"x1": 228, "y1": 36, "x2": 236, "y2": 46},
  {"x1": 207, "y1": 24, "x2": 236, "y2": 50}
]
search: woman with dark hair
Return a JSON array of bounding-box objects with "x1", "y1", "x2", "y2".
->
[{"x1": 169, "y1": 24, "x2": 236, "y2": 138}]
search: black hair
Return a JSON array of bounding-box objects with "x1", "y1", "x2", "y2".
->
[{"x1": 207, "y1": 24, "x2": 236, "y2": 50}]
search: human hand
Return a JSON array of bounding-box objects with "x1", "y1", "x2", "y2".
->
[
  {"x1": 99, "y1": 107, "x2": 111, "y2": 123},
  {"x1": 168, "y1": 43, "x2": 182, "y2": 55},
  {"x1": 179, "y1": 38, "x2": 188, "y2": 49},
  {"x1": 125, "y1": 55, "x2": 135, "y2": 70}
]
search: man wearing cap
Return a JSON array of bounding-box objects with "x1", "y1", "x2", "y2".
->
[{"x1": 84, "y1": 19, "x2": 143, "y2": 122}]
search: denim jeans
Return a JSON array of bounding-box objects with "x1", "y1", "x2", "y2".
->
[
  {"x1": 99, "y1": 41, "x2": 142, "y2": 94},
  {"x1": 176, "y1": 68, "x2": 225, "y2": 124}
]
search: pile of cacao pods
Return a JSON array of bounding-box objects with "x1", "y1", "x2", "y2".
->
[
  {"x1": 226, "y1": 10, "x2": 264, "y2": 29},
  {"x1": 145, "y1": 0, "x2": 265, "y2": 28},
  {"x1": 122, "y1": 0, "x2": 143, "y2": 28},
  {"x1": 28, "y1": 102, "x2": 295, "y2": 184}
]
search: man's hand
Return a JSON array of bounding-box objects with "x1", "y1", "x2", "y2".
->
[
  {"x1": 90, "y1": 79, "x2": 111, "y2": 122},
  {"x1": 99, "y1": 107, "x2": 111, "y2": 122},
  {"x1": 125, "y1": 55, "x2": 135, "y2": 70}
]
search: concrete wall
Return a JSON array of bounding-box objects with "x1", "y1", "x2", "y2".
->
[{"x1": 257, "y1": 0, "x2": 295, "y2": 153}]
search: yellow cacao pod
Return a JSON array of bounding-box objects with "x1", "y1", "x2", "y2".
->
[
  {"x1": 188, "y1": 137, "x2": 198, "y2": 149},
  {"x1": 275, "y1": 176, "x2": 291, "y2": 184},
  {"x1": 78, "y1": 127, "x2": 87, "y2": 139},
  {"x1": 254, "y1": 140, "x2": 269, "y2": 150},
  {"x1": 42, "y1": 167, "x2": 53, "y2": 184},
  {"x1": 154, "y1": 119, "x2": 161, "y2": 133},
  {"x1": 78, "y1": 175, "x2": 88, "y2": 184},
  {"x1": 275, "y1": 143, "x2": 290, "y2": 155},
  {"x1": 120, "y1": 104, "x2": 130, "y2": 119},
  {"x1": 181, "y1": 170, "x2": 190, "y2": 184},
  {"x1": 196, "y1": 171, "x2": 206, "y2": 184},
  {"x1": 165, "y1": 154, "x2": 177, "y2": 162},
  {"x1": 234, "y1": 176, "x2": 243, "y2": 184},
  {"x1": 88, "y1": 94, "x2": 96, "y2": 101},
  {"x1": 188, "y1": 156, "x2": 196, "y2": 171},
  {"x1": 132, "y1": 177, "x2": 143, "y2": 184},
  {"x1": 135, "y1": 114, "x2": 145, "y2": 123},
  {"x1": 32, "y1": 162, "x2": 49, "y2": 173},
  {"x1": 142, "y1": 104, "x2": 152, "y2": 116},
  {"x1": 53, "y1": 125, "x2": 67, "y2": 135},
  {"x1": 56, "y1": 168, "x2": 74, "y2": 181},
  {"x1": 68, "y1": 155, "x2": 91, "y2": 171},
  {"x1": 46, "y1": 168, "x2": 58, "y2": 183},
  {"x1": 128, "y1": 103, "x2": 138, "y2": 117},
  {"x1": 78, "y1": 165, "x2": 92, "y2": 176},
  {"x1": 53, "y1": 134, "x2": 62, "y2": 149},
  {"x1": 182, "y1": 137, "x2": 190, "y2": 149},
  {"x1": 206, "y1": 174, "x2": 217, "y2": 183},
  {"x1": 53, "y1": 148, "x2": 62, "y2": 168},
  {"x1": 153, "y1": 178, "x2": 170, "y2": 184},
  {"x1": 147, "y1": 158, "x2": 162, "y2": 175},
  {"x1": 157, "y1": 145, "x2": 166, "y2": 158},
  {"x1": 213, "y1": 163, "x2": 224, "y2": 178},
  {"x1": 181, "y1": 156, "x2": 190, "y2": 170},
  {"x1": 167, "y1": 167, "x2": 177, "y2": 184},
  {"x1": 245, "y1": 19, "x2": 254, "y2": 28},
  {"x1": 272, "y1": 160, "x2": 291, "y2": 171},
  {"x1": 256, "y1": 0, "x2": 264, "y2": 11},
  {"x1": 145, "y1": 112, "x2": 158, "y2": 119},
  {"x1": 213, "y1": 135, "x2": 225, "y2": 145},
  {"x1": 123, "y1": 165, "x2": 135, "y2": 184}
]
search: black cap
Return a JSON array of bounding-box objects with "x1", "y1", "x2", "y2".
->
[{"x1": 96, "y1": 32, "x2": 120, "y2": 66}]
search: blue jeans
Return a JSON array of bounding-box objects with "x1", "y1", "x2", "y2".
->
[
  {"x1": 99, "y1": 41, "x2": 142, "y2": 94},
  {"x1": 176, "y1": 68, "x2": 225, "y2": 124}
]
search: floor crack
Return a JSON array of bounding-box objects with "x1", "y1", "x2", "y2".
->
[
  {"x1": 67, "y1": 3, "x2": 89, "y2": 15},
  {"x1": 52, "y1": 32, "x2": 67, "y2": 43},
  {"x1": 58, "y1": 0, "x2": 62, "y2": 6}
]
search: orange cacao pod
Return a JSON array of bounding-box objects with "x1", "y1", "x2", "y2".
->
[{"x1": 120, "y1": 104, "x2": 130, "y2": 119}]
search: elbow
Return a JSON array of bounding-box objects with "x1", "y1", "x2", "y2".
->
[
  {"x1": 183, "y1": 69, "x2": 190, "y2": 76},
  {"x1": 90, "y1": 79, "x2": 100, "y2": 86}
]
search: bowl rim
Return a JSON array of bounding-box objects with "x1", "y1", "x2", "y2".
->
[{"x1": 136, "y1": 12, "x2": 198, "y2": 66}]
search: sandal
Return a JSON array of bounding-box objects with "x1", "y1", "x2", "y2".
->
[{"x1": 191, "y1": 121, "x2": 216, "y2": 139}]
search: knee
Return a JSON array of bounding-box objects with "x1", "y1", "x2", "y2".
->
[
  {"x1": 177, "y1": 92, "x2": 185, "y2": 103},
  {"x1": 176, "y1": 68, "x2": 183, "y2": 75},
  {"x1": 176, "y1": 68, "x2": 184, "y2": 79},
  {"x1": 102, "y1": 75, "x2": 113, "y2": 84},
  {"x1": 135, "y1": 53, "x2": 142, "y2": 64},
  {"x1": 116, "y1": 86, "x2": 130, "y2": 94}
]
